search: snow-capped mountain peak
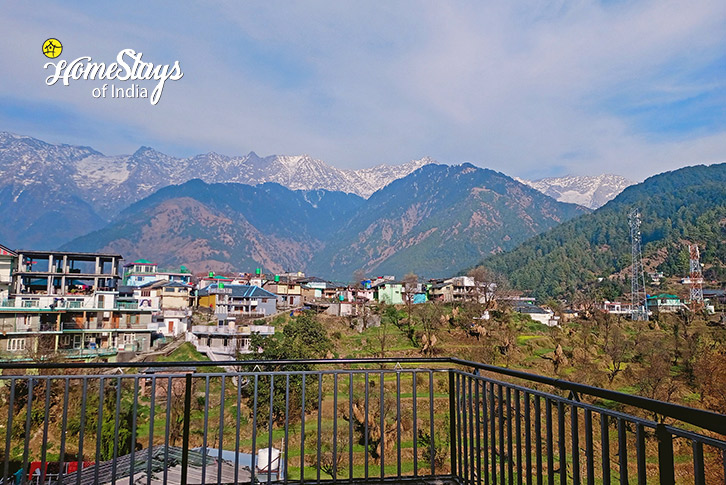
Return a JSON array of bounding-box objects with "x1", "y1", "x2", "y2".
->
[{"x1": 516, "y1": 174, "x2": 633, "y2": 209}]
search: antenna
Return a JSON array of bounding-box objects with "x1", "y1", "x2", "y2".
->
[
  {"x1": 689, "y1": 244, "x2": 704, "y2": 312},
  {"x1": 629, "y1": 209, "x2": 648, "y2": 320}
]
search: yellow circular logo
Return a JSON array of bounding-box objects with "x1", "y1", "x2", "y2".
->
[{"x1": 42, "y1": 38, "x2": 62, "y2": 58}]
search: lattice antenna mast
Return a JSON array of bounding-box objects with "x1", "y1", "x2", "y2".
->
[
  {"x1": 689, "y1": 244, "x2": 704, "y2": 312},
  {"x1": 629, "y1": 209, "x2": 648, "y2": 321}
]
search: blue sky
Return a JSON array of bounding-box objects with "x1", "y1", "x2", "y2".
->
[{"x1": 1, "y1": 1, "x2": 724, "y2": 180}]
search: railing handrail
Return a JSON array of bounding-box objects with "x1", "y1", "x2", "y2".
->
[{"x1": 0, "y1": 356, "x2": 724, "y2": 436}]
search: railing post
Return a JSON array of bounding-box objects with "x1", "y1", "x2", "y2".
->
[
  {"x1": 656, "y1": 424, "x2": 675, "y2": 485},
  {"x1": 449, "y1": 370, "x2": 457, "y2": 479},
  {"x1": 181, "y1": 373, "x2": 193, "y2": 485}
]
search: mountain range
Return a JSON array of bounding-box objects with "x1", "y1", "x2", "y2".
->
[
  {"x1": 65, "y1": 163, "x2": 588, "y2": 279},
  {"x1": 0, "y1": 132, "x2": 633, "y2": 251}
]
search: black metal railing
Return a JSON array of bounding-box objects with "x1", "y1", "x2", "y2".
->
[{"x1": 0, "y1": 358, "x2": 724, "y2": 484}]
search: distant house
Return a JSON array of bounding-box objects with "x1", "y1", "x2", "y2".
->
[
  {"x1": 187, "y1": 322, "x2": 275, "y2": 357},
  {"x1": 198, "y1": 284, "x2": 277, "y2": 319},
  {"x1": 0, "y1": 244, "x2": 16, "y2": 302},
  {"x1": 122, "y1": 259, "x2": 192, "y2": 287},
  {"x1": 373, "y1": 280, "x2": 404, "y2": 305},
  {"x1": 264, "y1": 277, "x2": 303, "y2": 307},
  {"x1": 514, "y1": 302, "x2": 559, "y2": 326},
  {"x1": 647, "y1": 294, "x2": 683, "y2": 313},
  {"x1": 298, "y1": 276, "x2": 338, "y2": 300}
]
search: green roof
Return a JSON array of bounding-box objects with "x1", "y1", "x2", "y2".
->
[{"x1": 133, "y1": 259, "x2": 155, "y2": 264}]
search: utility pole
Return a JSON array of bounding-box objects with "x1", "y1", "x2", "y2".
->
[
  {"x1": 629, "y1": 209, "x2": 648, "y2": 321},
  {"x1": 689, "y1": 244, "x2": 704, "y2": 312}
]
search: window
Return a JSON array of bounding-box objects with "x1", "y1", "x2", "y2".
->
[
  {"x1": 164, "y1": 287, "x2": 175, "y2": 293},
  {"x1": 141, "y1": 290, "x2": 151, "y2": 297},
  {"x1": 7, "y1": 338, "x2": 25, "y2": 352},
  {"x1": 123, "y1": 333, "x2": 135, "y2": 344}
]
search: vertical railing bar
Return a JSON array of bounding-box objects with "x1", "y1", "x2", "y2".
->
[
  {"x1": 348, "y1": 372, "x2": 354, "y2": 482},
  {"x1": 524, "y1": 392, "x2": 531, "y2": 485},
  {"x1": 40, "y1": 377, "x2": 52, "y2": 484},
  {"x1": 412, "y1": 370, "x2": 418, "y2": 478},
  {"x1": 77, "y1": 378, "x2": 88, "y2": 485},
  {"x1": 380, "y1": 371, "x2": 385, "y2": 481},
  {"x1": 285, "y1": 374, "x2": 291, "y2": 485},
  {"x1": 499, "y1": 385, "x2": 505, "y2": 483},
  {"x1": 534, "y1": 395, "x2": 542, "y2": 485},
  {"x1": 301, "y1": 373, "x2": 306, "y2": 484},
  {"x1": 545, "y1": 399, "x2": 553, "y2": 485},
  {"x1": 482, "y1": 379, "x2": 490, "y2": 485},
  {"x1": 21, "y1": 377, "x2": 34, "y2": 485},
  {"x1": 636, "y1": 424, "x2": 646, "y2": 485},
  {"x1": 692, "y1": 440, "x2": 705, "y2": 485},
  {"x1": 515, "y1": 389, "x2": 522, "y2": 485},
  {"x1": 333, "y1": 373, "x2": 339, "y2": 483},
  {"x1": 476, "y1": 377, "x2": 483, "y2": 485},
  {"x1": 557, "y1": 401, "x2": 566, "y2": 485},
  {"x1": 317, "y1": 372, "x2": 323, "y2": 483},
  {"x1": 428, "y1": 371, "x2": 434, "y2": 478},
  {"x1": 234, "y1": 372, "x2": 243, "y2": 484},
  {"x1": 164, "y1": 376, "x2": 172, "y2": 485},
  {"x1": 146, "y1": 376, "x2": 157, "y2": 485},
  {"x1": 491, "y1": 382, "x2": 497, "y2": 485},
  {"x1": 128, "y1": 377, "x2": 139, "y2": 485},
  {"x1": 571, "y1": 403, "x2": 580, "y2": 485},
  {"x1": 58, "y1": 378, "x2": 71, "y2": 484},
  {"x1": 584, "y1": 410, "x2": 594, "y2": 485},
  {"x1": 111, "y1": 377, "x2": 122, "y2": 485},
  {"x1": 3, "y1": 378, "x2": 15, "y2": 483},
  {"x1": 268, "y1": 374, "x2": 274, "y2": 485},
  {"x1": 220, "y1": 375, "x2": 228, "y2": 485},
  {"x1": 601, "y1": 413, "x2": 611, "y2": 485},
  {"x1": 95, "y1": 377, "x2": 105, "y2": 485},
  {"x1": 469, "y1": 377, "x2": 476, "y2": 485},
  {"x1": 617, "y1": 418, "x2": 627, "y2": 485},
  {"x1": 201, "y1": 375, "x2": 210, "y2": 484},
  {"x1": 181, "y1": 373, "x2": 192, "y2": 485},
  {"x1": 656, "y1": 423, "x2": 675, "y2": 485},
  {"x1": 464, "y1": 373, "x2": 469, "y2": 482},
  {"x1": 507, "y1": 387, "x2": 513, "y2": 485},
  {"x1": 365, "y1": 372, "x2": 370, "y2": 480},
  {"x1": 396, "y1": 370, "x2": 401, "y2": 480},
  {"x1": 252, "y1": 374, "x2": 259, "y2": 485},
  {"x1": 449, "y1": 370, "x2": 458, "y2": 480}
]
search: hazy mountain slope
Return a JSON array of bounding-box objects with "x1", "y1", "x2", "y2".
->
[{"x1": 65, "y1": 180, "x2": 365, "y2": 272}]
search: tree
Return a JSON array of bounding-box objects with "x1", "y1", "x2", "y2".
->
[
  {"x1": 246, "y1": 312, "x2": 333, "y2": 425},
  {"x1": 415, "y1": 302, "x2": 442, "y2": 356},
  {"x1": 402, "y1": 272, "x2": 419, "y2": 325}
]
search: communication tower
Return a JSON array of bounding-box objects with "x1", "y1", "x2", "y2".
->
[
  {"x1": 629, "y1": 209, "x2": 648, "y2": 320},
  {"x1": 689, "y1": 244, "x2": 704, "y2": 311}
]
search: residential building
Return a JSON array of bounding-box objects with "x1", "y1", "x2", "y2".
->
[
  {"x1": 198, "y1": 284, "x2": 277, "y2": 319},
  {"x1": 647, "y1": 294, "x2": 684, "y2": 313},
  {"x1": 187, "y1": 323, "x2": 275, "y2": 357},
  {"x1": 373, "y1": 280, "x2": 404, "y2": 305},
  {"x1": 0, "y1": 248, "x2": 154, "y2": 360},
  {"x1": 0, "y1": 244, "x2": 16, "y2": 302}
]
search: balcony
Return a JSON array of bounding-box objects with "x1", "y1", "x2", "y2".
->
[{"x1": 0, "y1": 358, "x2": 724, "y2": 484}]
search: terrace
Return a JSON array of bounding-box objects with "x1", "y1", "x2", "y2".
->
[{"x1": 0, "y1": 358, "x2": 724, "y2": 484}]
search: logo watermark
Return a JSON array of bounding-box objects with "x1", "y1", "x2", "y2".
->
[{"x1": 42, "y1": 40, "x2": 183, "y2": 105}]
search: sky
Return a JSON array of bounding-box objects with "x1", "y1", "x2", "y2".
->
[{"x1": 1, "y1": 1, "x2": 724, "y2": 181}]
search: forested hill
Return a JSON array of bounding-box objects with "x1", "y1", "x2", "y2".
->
[{"x1": 480, "y1": 163, "x2": 726, "y2": 300}]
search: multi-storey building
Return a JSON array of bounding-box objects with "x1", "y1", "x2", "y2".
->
[{"x1": 0, "y1": 249, "x2": 154, "y2": 360}]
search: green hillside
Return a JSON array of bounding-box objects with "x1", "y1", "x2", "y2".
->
[{"x1": 480, "y1": 163, "x2": 726, "y2": 300}]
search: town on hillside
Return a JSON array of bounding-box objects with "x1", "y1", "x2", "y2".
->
[{"x1": 0, "y1": 240, "x2": 724, "y2": 363}]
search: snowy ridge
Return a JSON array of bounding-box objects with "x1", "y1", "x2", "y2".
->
[
  {"x1": 0, "y1": 132, "x2": 436, "y2": 218},
  {"x1": 516, "y1": 174, "x2": 633, "y2": 209}
]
